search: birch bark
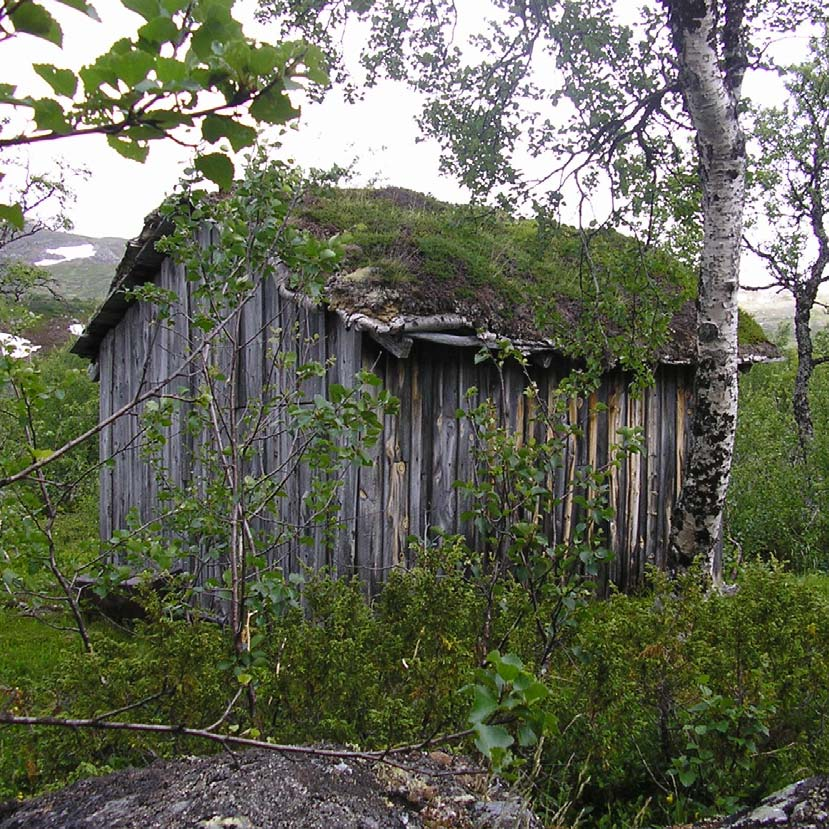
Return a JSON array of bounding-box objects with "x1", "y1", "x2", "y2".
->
[{"x1": 666, "y1": 0, "x2": 747, "y2": 580}]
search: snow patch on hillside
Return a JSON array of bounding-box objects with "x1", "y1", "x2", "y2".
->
[
  {"x1": 36, "y1": 244, "x2": 97, "y2": 266},
  {"x1": 0, "y1": 333, "x2": 40, "y2": 358}
]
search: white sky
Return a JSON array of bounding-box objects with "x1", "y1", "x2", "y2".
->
[
  {"x1": 0, "y1": 0, "x2": 815, "y2": 295},
  {"x1": 0, "y1": 0, "x2": 472, "y2": 240}
]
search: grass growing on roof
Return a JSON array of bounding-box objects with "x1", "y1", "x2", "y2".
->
[
  {"x1": 301, "y1": 186, "x2": 692, "y2": 299},
  {"x1": 298, "y1": 186, "x2": 771, "y2": 364},
  {"x1": 737, "y1": 307, "x2": 769, "y2": 346}
]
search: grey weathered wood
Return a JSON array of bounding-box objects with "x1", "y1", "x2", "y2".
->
[
  {"x1": 356, "y1": 340, "x2": 384, "y2": 594},
  {"x1": 95, "y1": 248, "x2": 700, "y2": 594}
]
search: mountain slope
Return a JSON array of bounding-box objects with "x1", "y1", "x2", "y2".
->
[{"x1": 0, "y1": 229, "x2": 126, "y2": 301}]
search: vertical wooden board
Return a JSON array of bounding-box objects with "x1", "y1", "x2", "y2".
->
[
  {"x1": 98, "y1": 331, "x2": 114, "y2": 545},
  {"x1": 574, "y1": 393, "x2": 590, "y2": 545},
  {"x1": 333, "y1": 321, "x2": 361, "y2": 575},
  {"x1": 550, "y1": 374, "x2": 566, "y2": 548},
  {"x1": 644, "y1": 382, "x2": 661, "y2": 570},
  {"x1": 407, "y1": 352, "x2": 425, "y2": 552},
  {"x1": 605, "y1": 375, "x2": 622, "y2": 584},
  {"x1": 356, "y1": 339, "x2": 385, "y2": 593},
  {"x1": 307, "y1": 304, "x2": 329, "y2": 571},
  {"x1": 532, "y1": 370, "x2": 553, "y2": 544},
  {"x1": 382, "y1": 355, "x2": 408, "y2": 571},
  {"x1": 280, "y1": 293, "x2": 301, "y2": 577},
  {"x1": 138, "y1": 298, "x2": 157, "y2": 528},
  {"x1": 655, "y1": 371, "x2": 675, "y2": 564},
  {"x1": 259, "y1": 272, "x2": 278, "y2": 549},
  {"x1": 592, "y1": 380, "x2": 611, "y2": 594},
  {"x1": 625, "y1": 392, "x2": 643, "y2": 588},
  {"x1": 169, "y1": 263, "x2": 189, "y2": 497},
  {"x1": 295, "y1": 303, "x2": 315, "y2": 572},
  {"x1": 419, "y1": 350, "x2": 435, "y2": 543},
  {"x1": 468, "y1": 354, "x2": 494, "y2": 553},
  {"x1": 431, "y1": 350, "x2": 459, "y2": 535},
  {"x1": 675, "y1": 369, "x2": 690, "y2": 501},
  {"x1": 455, "y1": 352, "x2": 476, "y2": 546},
  {"x1": 586, "y1": 390, "x2": 599, "y2": 541},
  {"x1": 562, "y1": 397, "x2": 579, "y2": 547},
  {"x1": 502, "y1": 362, "x2": 523, "y2": 439}
]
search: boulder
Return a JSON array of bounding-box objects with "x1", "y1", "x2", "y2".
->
[
  {"x1": 689, "y1": 777, "x2": 829, "y2": 828},
  {"x1": 0, "y1": 748, "x2": 541, "y2": 829}
]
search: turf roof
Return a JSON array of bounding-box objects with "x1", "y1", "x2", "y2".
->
[
  {"x1": 73, "y1": 185, "x2": 778, "y2": 365},
  {"x1": 295, "y1": 186, "x2": 775, "y2": 363}
]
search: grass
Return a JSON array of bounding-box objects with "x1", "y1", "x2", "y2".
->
[
  {"x1": 300, "y1": 186, "x2": 769, "y2": 355},
  {"x1": 0, "y1": 606, "x2": 81, "y2": 689}
]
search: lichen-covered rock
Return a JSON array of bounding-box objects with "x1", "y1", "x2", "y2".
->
[
  {"x1": 689, "y1": 777, "x2": 829, "y2": 828},
  {"x1": 0, "y1": 748, "x2": 541, "y2": 829}
]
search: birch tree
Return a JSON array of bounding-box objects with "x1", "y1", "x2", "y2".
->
[
  {"x1": 746, "y1": 29, "x2": 829, "y2": 457},
  {"x1": 662, "y1": 0, "x2": 746, "y2": 578}
]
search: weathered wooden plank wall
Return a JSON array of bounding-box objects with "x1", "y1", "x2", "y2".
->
[{"x1": 98, "y1": 268, "x2": 695, "y2": 592}]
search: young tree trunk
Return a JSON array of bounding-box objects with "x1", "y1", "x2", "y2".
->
[
  {"x1": 793, "y1": 290, "x2": 817, "y2": 456},
  {"x1": 666, "y1": 0, "x2": 746, "y2": 582}
]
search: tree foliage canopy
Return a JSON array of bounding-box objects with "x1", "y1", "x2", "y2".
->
[{"x1": 0, "y1": 0, "x2": 330, "y2": 224}]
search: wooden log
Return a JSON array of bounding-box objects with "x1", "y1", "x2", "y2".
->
[
  {"x1": 431, "y1": 349, "x2": 459, "y2": 534},
  {"x1": 562, "y1": 396, "x2": 579, "y2": 546},
  {"x1": 334, "y1": 320, "x2": 361, "y2": 576},
  {"x1": 606, "y1": 376, "x2": 622, "y2": 581},
  {"x1": 407, "y1": 353, "x2": 425, "y2": 551},
  {"x1": 356, "y1": 339, "x2": 385, "y2": 594}
]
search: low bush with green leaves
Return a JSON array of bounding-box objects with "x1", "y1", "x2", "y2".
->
[{"x1": 727, "y1": 351, "x2": 829, "y2": 571}]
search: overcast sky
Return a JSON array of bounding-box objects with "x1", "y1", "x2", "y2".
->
[{"x1": 1, "y1": 0, "x2": 474, "y2": 240}]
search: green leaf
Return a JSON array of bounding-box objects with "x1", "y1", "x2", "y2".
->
[
  {"x1": 53, "y1": 0, "x2": 100, "y2": 18},
  {"x1": 488, "y1": 650, "x2": 522, "y2": 682},
  {"x1": 155, "y1": 57, "x2": 188, "y2": 83},
  {"x1": 678, "y1": 767, "x2": 697, "y2": 787},
  {"x1": 138, "y1": 16, "x2": 179, "y2": 44},
  {"x1": 523, "y1": 680, "x2": 550, "y2": 707},
  {"x1": 107, "y1": 134, "x2": 150, "y2": 162},
  {"x1": 469, "y1": 685, "x2": 498, "y2": 724},
  {"x1": 33, "y1": 64, "x2": 78, "y2": 97},
  {"x1": 0, "y1": 83, "x2": 16, "y2": 102},
  {"x1": 473, "y1": 722, "x2": 514, "y2": 758},
  {"x1": 249, "y1": 85, "x2": 300, "y2": 125},
  {"x1": 110, "y1": 50, "x2": 154, "y2": 87},
  {"x1": 32, "y1": 99, "x2": 70, "y2": 133},
  {"x1": 0, "y1": 203, "x2": 25, "y2": 230},
  {"x1": 159, "y1": 0, "x2": 189, "y2": 12},
  {"x1": 517, "y1": 722, "x2": 539, "y2": 748},
  {"x1": 249, "y1": 44, "x2": 280, "y2": 75},
  {"x1": 195, "y1": 152, "x2": 235, "y2": 190},
  {"x1": 120, "y1": 0, "x2": 160, "y2": 21},
  {"x1": 9, "y1": 2, "x2": 62, "y2": 45},
  {"x1": 201, "y1": 114, "x2": 257, "y2": 151}
]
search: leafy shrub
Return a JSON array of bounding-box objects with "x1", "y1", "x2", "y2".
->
[
  {"x1": 1, "y1": 610, "x2": 227, "y2": 798},
  {"x1": 531, "y1": 564, "x2": 829, "y2": 827},
  {"x1": 257, "y1": 550, "x2": 486, "y2": 746},
  {"x1": 727, "y1": 354, "x2": 829, "y2": 570}
]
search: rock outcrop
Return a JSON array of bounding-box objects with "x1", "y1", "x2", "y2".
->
[
  {"x1": 690, "y1": 777, "x2": 829, "y2": 828},
  {"x1": 0, "y1": 748, "x2": 541, "y2": 829}
]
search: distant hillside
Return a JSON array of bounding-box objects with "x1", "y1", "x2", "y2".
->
[
  {"x1": 739, "y1": 288, "x2": 829, "y2": 344},
  {"x1": 0, "y1": 229, "x2": 126, "y2": 301}
]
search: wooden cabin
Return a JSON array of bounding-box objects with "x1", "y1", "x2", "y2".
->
[{"x1": 72, "y1": 189, "x2": 778, "y2": 593}]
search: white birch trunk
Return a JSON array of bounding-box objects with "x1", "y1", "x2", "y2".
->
[{"x1": 666, "y1": 0, "x2": 746, "y2": 581}]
